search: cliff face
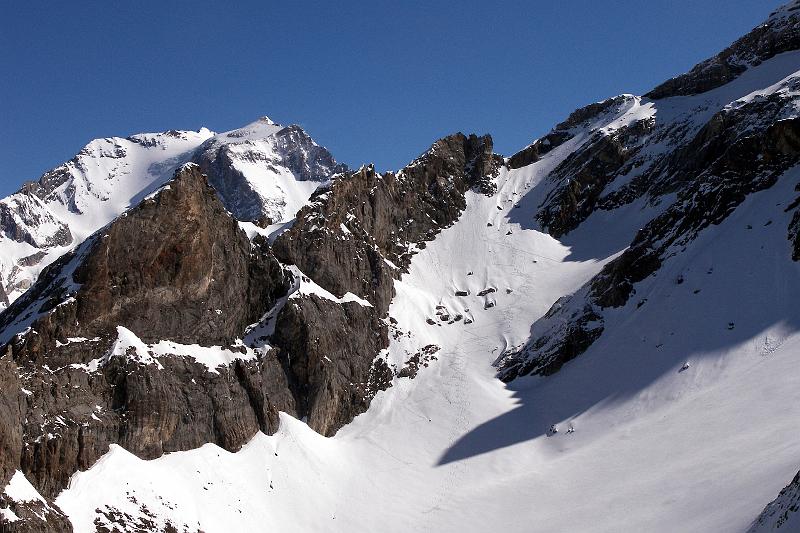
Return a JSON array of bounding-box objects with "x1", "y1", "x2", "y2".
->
[
  {"x1": 646, "y1": 1, "x2": 800, "y2": 99},
  {"x1": 3, "y1": 4, "x2": 800, "y2": 531},
  {"x1": 270, "y1": 132, "x2": 500, "y2": 435},
  {"x1": 0, "y1": 132, "x2": 501, "y2": 529},
  {"x1": 0, "y1": 119, "x2": 346, "y2": 314},
  {"x1": 497, "y1": 4, "x2": 800, "y2": 381},
  {"x1": 273, "y1": 133, "x2": 500, "y2": 312},
  {"x1": 0, "y1": 165, "x2": 296, "y2": 511}
]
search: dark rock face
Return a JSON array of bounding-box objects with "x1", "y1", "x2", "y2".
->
[
  {"x1": 270, "y1": 132, "x2": 499, "y2": 434},
  {"x1": 69, "y1": 166, "x2": 286, "y2": 345},
  {"x1": 592, "y1": 115, "x2": 800, "y2": 310},
  {"x1": 508, "y1": 94, "x2": 661, "y2": 238},
  {"x1": 536, "y1": 118, "x2": 653, "y2": 238},
  {"x1": 0, "y1": 480, "x2": 72, "y2": 533},
  {"x1": 272, "y1": 296, "x2": 391, "y2": 436},
  {"x1": 0, "y1": 165, "x2": 295, "y2": 530},
  {"x1": 1, "y1": 165, "x2": 288, "y2": 348},
  {"x1": 396, "y1": 345, "x2": 440, "y2": 379},
  {"x1": 499, "y1": 75, "x2": 800, "y2": 382},
  {"x1": 645, "y1": 3, "x2": 800, "y2": 99},
  {"x1": 193, "y1": 144, "x2": 270, "y2": 223},
  {"x1": 498, "y1": 298, "x2": 603, "y2": 380},
  {"x1": 507, "y1": 131, "x2": 572, "y2": 170},
  {"x1": 273, "y1": 133, "x2": 500, "y2": 312},
  {"x1": 788, "y1": 183, "x2": 800, "y2": 260},
  {"x1": 0, "y1": 131, "x2": 500, "y2": 529},
  {"x1": 2, "y1": 349, "x2": 293, "y2": 500},
  {"x1": 748, "y1": 469, "x2": 800, "y2": 532},
  {"x1": 555, "y1": 95, "x2": 633, "y2": 131}
]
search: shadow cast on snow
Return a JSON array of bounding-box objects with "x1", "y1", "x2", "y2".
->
[{"x1": 438, "y1": 240, "x2": 800, "y2": 465}]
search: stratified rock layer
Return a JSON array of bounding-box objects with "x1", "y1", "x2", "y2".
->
[{"x1": 0, "y1": 166, "x2": 294, "y2": 517}]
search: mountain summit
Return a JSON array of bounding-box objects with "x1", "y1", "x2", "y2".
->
[
  {"x1": 0, "y1": 120, "x2": 344, "y2": 310},
  {"x1": 2, "y1": 3, "x2": 800, "y2": 532}
]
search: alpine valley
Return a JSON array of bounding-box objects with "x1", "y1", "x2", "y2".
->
[{"x1": 2, "y1": 3, "x2": 800, "y2": 532}]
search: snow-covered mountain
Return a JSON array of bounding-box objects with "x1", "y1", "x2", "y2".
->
[
  {"x1": 193, "y1": 117, "x2": 346, "y2": 224},
  {"x1": 2, "y1": 2, "x2": 800, "y2": 532},
  {"x1": 0, "y1": 118, "x2": 343, "y2": 310}
]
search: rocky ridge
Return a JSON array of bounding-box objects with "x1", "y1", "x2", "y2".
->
[
  {"x1": 0, "y1": 130, "x2": 500, "y2": 530},
  {"x1": 0, "y1": 119, "x2": 344, "y2": 312},
  {"x1": 749, "y1": 470, "x2": 800, "y2": 532},
  {"x1": 497, "y1": 6, "x2": 800, "y2": 380},
  {"x1": 1, "y1": 3, "x2": 799, "y2": 531}
]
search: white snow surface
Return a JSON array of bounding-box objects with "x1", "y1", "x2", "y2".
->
[
  {"x1": 1, "y1": 471, "x2": 52, "y2": 523},
  {"x1": 197, "y1": 117, "x2": 333, "y2": 224},
  {"x1": 69, "y1": 326, "x2": 265, "y2": 375},
  {"x1": 0, "y1": 129, "x2": 212, "y2": 307},
  {"x1": 0, "y1": 117, "x2": 337, "y2": 310},
  {"x1": 58, "y1": 108, "x2": 800, "y2": 531},
  {"x1": 23, "y1": 37, "x2": 800, "y2": 533},
  {"x1": 4, "y1": 471, "x2": 48, "y2": 505},
  {"x1": 286, "y1": 265, "x2": 372, "y2": 307}
]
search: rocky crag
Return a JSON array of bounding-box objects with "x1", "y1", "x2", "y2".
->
[{"x1": 0, "y1": 132, "x2": 499, "y2": 531}]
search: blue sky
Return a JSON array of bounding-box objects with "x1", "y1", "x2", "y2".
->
[{"x1": 0, "y1": 1, "x2": 786, "y2": 196}]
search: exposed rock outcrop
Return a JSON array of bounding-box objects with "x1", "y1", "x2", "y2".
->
[
  {"x1": 272, "y1": 296, "x2": 391, "y2": 436},
  {"x1": 536, "y1": 114, "x2": 653, "y2": 237},
  {"x1": 0, "y1": 131, "x2": 501, "y2": 529},
  {"x1": 0, "y1": 165, "x2": 295, "y2": 529},
  {"x1": 748, "y1": 469, "x2": 800, "y2": 532},
  {"x1": 273, "y1": 132, "x2": 501, "y2": 311},
  {"x1": 507, "y1": 130, "x2": 572, "y2": 170},
  {"x1": 646, "y1": 1, "x2": 800, "y2": 99},
  {"x1": 269, "y1": 132, "x2": 500, "y2": 434},
  {"x1": 499, "y1": 67, "x2": 800, "y2": 382}
]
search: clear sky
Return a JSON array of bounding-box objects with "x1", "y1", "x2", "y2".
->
[{"x1": 0, "y1": 0, "x2": 787, "y2": 197}]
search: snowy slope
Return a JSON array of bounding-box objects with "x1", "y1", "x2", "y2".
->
[
  {"x1": 53, "y1": 147, "x2": 800, "y2": 532},
  {"x1": 193, "y1": 117, "x2": 346, "y2": 224},
  {"x1": 0, "y1": 118, "x2": 343, "y2": 310},
  {"x1": 750, "y1": 470, "x2": 800, "y2": 532},
  {"x1": 6, "y1": 4, "x2": 800, "y2": 532},
  {"x1": 0, "y1": 129, "x2": 212, "y2": 307}
]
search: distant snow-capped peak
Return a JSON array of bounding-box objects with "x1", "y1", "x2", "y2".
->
[{"x1": 0, "y1": 118, "x2": 344, "y2": 309}]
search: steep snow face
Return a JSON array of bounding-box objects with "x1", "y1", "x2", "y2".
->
[
  {"x1": 66, "y1": 326, "x2": 268, "y2": 375},
  {"x1": 49, "y1": 24, "x2": 800, "y2": 533},
  {"x1": 193, "y1": 117, "x2": 347, "y2": 223},
  {"x1": 499, "y1": 53, "x2": 800, "y2": 380},
  {"x1": 749, "y1": 470, "x2": 800, "y2": 532},
  {"x1": 53, "y1": 155, "x2": 609, "y2": 532},
  {"x1": 54, "y1": 141, "x2": 800, "y2": 533},
  {"x1": 10, "y1": 5, "x2": 800, "y2": 530},
  {"x1": 0, "y1": 129, "x2": 213, "y2": 308},
  {"x1": 52, "y1": 146, "x2": 800, "y2": 533}
]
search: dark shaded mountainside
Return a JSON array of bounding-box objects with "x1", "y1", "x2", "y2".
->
[{"x1": 2, "y1": 1, "x2": 800, "y2": 531}]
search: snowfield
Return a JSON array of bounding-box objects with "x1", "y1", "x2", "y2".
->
[
  {"x1": 54, "y1": 133, "x2": 800, "y2": 532},
  {"x1": 0, "y1": 117, "x2": 339, "y2": 311},
  {"x1": 5, "y1": 6, "x2": 800, "y2": 530}
]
